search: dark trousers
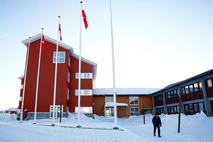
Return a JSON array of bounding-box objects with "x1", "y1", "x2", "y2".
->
[{"x1": 153, "y1": 125, "x2": 161, "y2": 136}]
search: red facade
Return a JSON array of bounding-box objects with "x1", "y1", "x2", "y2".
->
[{"x1": 18, "y1": 34, "x2": 96, "y2": 115}]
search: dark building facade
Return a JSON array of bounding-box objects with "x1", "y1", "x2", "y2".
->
[{"x1": 152, "y1": 69, "x2": 213, "y2": 116}]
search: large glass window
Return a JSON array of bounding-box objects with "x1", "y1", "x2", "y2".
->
[
  {"x1": 129, "y1": 96, "x2": 139, "y2": 105},
  {"x1": 130, "y1": 107, "x2": 139, "y2": 115},
  {"x1": 53, "y1": 51, "x2": 65, "y2": 63}
]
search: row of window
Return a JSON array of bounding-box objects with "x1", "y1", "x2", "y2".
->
[
  {"x1": 184, "y1": 102, "x2": 205, "y2": 114},
  {"x1": 167, "y1": 105, "x2": 179, "y2": 114},
  {"x1": 105, "y1": 96, "x2": 139, "y2": 105},
  {"x1": 104, "y1": 107, "x2": 140, "y2": 116},
  {"x1": 67, "y1": 72, "x2": 93, "y2": 83},
  {"x1": 182, "y1": 82, "x2": 202, "y2": 95},
  {"x1": 165, "y1": 89, "x2": 178, "y2": 99}
]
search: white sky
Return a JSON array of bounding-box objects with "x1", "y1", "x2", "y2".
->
[{"x1": 0, "y1": 0, "x2": 213, "y2": 110}]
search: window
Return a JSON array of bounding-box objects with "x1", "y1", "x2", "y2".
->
[
  {"x1": 199, "y1": 82, "x2": 202, "y2": 89},
  {"x1": 66, "y1": 89, "x2": 69, "y2": 100},
  {"x1": 105, "y1": 96, "x2": 113, "y2": 103},
  {"x1": 105, "y1": 107, "x2": 114, "y2": 116},
  {"x1": 129, "y1": 96, "x2": 139, "y2": 105},
  {"x1": 75, "y1": 107, "x2": 93, "y2": 113},
  {"x1": 189, "y1": 84, "x2": 194, "y2": 94},
  {"x1": 53, "y1": 51, "x2": 65, "y2": 63},
  {"x1": 130, "y1": 107, "x2": 139, "y2": 115},
  {"x1": 68, "y1": 56, "x2": 71, "y2": 66},
  {"x1": 19, "y1": 97, "x2": 22, "y2": 101},
  {"x1": 67, "y1": 72, "x2": 70, "y2": 83},
  {"x1": 75, "y1": 73, "x2": 93, "y2": 79},
  {"x1": 207, "y1": 79, "x2": 212, "y2": 88},
  {"x1": 49, "y1": 105, "x2": 63, "y2": 118},
  {"x1": 194, "y1": 83, "x2": 199, "y2": 92},
  {"x1": 75, "y1": 89, "x2": 92, "y2": 96},
  {"x1": 185, "y1": 86, "x2": 189, "y2": 94},
  {"x1": 20, "y1": 84, "x2": 23, "y2": 89}
]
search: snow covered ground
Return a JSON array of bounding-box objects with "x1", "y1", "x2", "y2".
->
[{"x1": 0, "y1": 112, "x2": 213, "y2": 142}]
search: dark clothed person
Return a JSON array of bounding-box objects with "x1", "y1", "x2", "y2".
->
[{"x1": 152, "y1": 114, "x2": 162, "y2": 137}]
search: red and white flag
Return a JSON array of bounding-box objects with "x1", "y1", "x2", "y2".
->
[{"x1": 82, "y1": 9, "x2": 88, "y2": 29}]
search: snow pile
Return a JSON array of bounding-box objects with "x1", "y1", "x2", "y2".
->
[
  {"x1": 68, "y1": 112, "x2": 95, "y2": 122},
  {"x1": 0, "y1": 113, "x2": 17, "y2": 122}
]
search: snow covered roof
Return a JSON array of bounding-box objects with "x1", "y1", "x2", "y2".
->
[
  {"x1": 105, "y1": 102, "x2": 128, "y2": 107},
  {"x1": 93, "y1": 88, "x2": 159, "y2": 96},
  {"x1": 22, "y1": 33, "x2": 74, "y2": 54}
]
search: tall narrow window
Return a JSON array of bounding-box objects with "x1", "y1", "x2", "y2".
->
[
  {"x1": 53, "y1": 51, "x2": 65, "y2": 63},
  {"x1": 207, "y1": 79, "x2": 212, "y2": 88},
  {"x1": 67, "y1": 72, "x2": 70, "y2": 83}
]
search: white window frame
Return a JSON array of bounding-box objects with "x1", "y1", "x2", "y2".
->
[
  {"x1": 75, "y1": 89, "x2": 92, "y2": 96},
  {"x1": 75, "y1": 73, "x2": 93, "y2": 79},
  {"x1": 49, "y1": 105, "x2": 63, "y2": 118},
  {"x1": 129, "y1": 96, "x2": 139, "y2": 105},
  {"x1": 130, "y1": 107, "x2": 139, "y2": 116},
  {"x1": 53, "y1": 51, "x2": 66, "y2": 63},
  {"x1": 75, "y1": 107, "x2": 93, "y2": 114}
]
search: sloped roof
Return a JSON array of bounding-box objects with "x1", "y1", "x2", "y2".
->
[{"x1": 22, "y1": 33, "x2": 74, "y2": 53}]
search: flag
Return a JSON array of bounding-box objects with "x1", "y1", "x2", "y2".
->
[
  {"x1": 82, "y1": 9, "x2": 88, "y2": 29},
  {"x1": 41, "y1": 34, "x2": 45, "y2": 52},
  {"x1": 59, "y1": 22, "x2": 62, "y2": 41}
]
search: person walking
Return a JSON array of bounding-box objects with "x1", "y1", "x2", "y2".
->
[{"x1": 152, "y1": 113, "x2": 162, "y2": 137}]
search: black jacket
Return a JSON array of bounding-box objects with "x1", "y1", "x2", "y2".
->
[{"x1": 152, "y1": 116, "x2": 162, "y2": 126}]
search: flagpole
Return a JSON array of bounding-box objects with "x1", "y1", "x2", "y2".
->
[
  {"x1": 77, "y1": 1, "x2": 83, "y2": 123},
  {"x1": 34, "y1": 28, "x2": 44, "y2": 123},
  {"x1": 109, "y1": 0, "x2": 117, "y2": 126},
  {"x1": 20, "y1": 36, "x2": 31, "y2": 122},
  {"x1": 52, "y1": 16, "x2": 61, "y2": 125}
]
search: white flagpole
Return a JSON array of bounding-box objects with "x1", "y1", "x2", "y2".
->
[
  {"x1": 20, "y1": 36, "x2": 31, "y2": 122},
  {"x1": 109, "y1": 0, "x2": 117, "y2": 126},
  {"x1": 52, "y1": 16, "x2": 61, "y2": 124},
  {"x1": 34, "y1": 28, "x2": 44, "y2": 123},
  {"x1": 77, "y1": 1, "x2": 83, "y2": 123}
]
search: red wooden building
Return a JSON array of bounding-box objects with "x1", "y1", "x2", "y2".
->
[{"x1": 18, "y1": 34, "x2": 97, "y2": 119}]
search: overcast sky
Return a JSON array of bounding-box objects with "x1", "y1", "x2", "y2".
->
[{"x1": 0, "y1": 0, "x2": 213, "y2": 110}]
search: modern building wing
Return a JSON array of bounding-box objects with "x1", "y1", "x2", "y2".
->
[{"x1": 152, "y1": 69, "x2": 213, "y2": 116}]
